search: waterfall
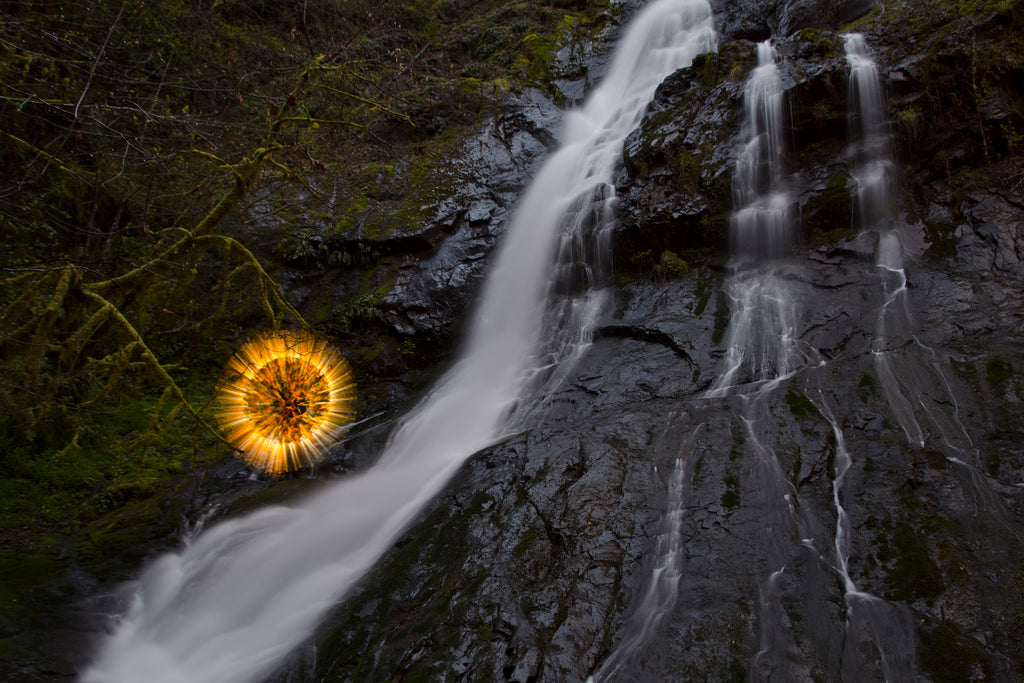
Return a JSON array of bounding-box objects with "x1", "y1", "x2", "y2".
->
[
  {"x1": 832, "y1": 34, "x2": 922, "y2": 681},
  {"x1": 845, "y1": 32, "x2": 926, "y2": 449},
  {"x1": 710, "y1": 41, "x2": 809, "y2": 398},
  {"x1": 588, "y1": 422, "x2": 703, "y2": 682},
  {"x1": 731, "y1": 41, "x2": 792, "y2": 262},
  {"x1": 81, "y1": 2, "x2": 717, "y2": 682},
  {"x1": 847, "y1": 35, "x2": 1018, "y2": 546},
  {"x1": 591, "y1": 41, "x2": 815, "y2": 681},
  {"x1": 711, "y1": 41, "x2": 830, "y2": 680}
]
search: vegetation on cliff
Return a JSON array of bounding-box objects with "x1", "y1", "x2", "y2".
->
[{"x1": 0, "y1": 1, "x2": 610, "y2": 673}]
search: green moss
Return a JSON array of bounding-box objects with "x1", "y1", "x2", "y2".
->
[
  {"x1": 986, "y1": 356, "x2": 1014, "y2": 394},
  {"x1": 858, "y1": 371, "x2": 878, "y2": 398},
  {"x1": 796, "y1": 28, "x2": 843, "y2": 58},
  {"x1": 512, "y1": 526, "x2": 539, "y2": 557},
  {"x1": 785, "y1": 391, "x2": 819, "y2": 420},
  {"x1": 920, "y1": 623, "x2": 987, "y2": 683},
  {"x1": 729, "y1": 432, "x2": 745, "y2": 462},
  {"x1": 691, "y1": 275, "x2": 713, "y2": 316},
  {"x1": 693, "y1": 454, "x2": 705, "y2": 480},
  {"x1": 878, "y1": 519, "x2": 946, "y2": 602},
  {"x1": 0, "y1": 551, "x2": 60, "y2": 634},
  {"x1": 721, "y1": 475, "x2": 740, "y2": 509},
  {"x1": 654, "y1": 250, "x2": 689, "y2": 280}
]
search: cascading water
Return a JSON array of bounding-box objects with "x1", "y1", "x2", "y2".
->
[
  {"x1": 846, "y1": 32, "x2": 928, "y2": 450},
  {"x1": 717, "y1": 41, "x2": 802, "y2": 578},
  {"x1": 847, "y1": 32, "x2": 971, "y2": 458},
  {"x1": 589, "y1": 420, "x2": 704, "y2": 682},
  {"x1": 81, "y1": 2, "x2": 717, "y2": 681},
  {"x1": 809, "y1": 390, "x2": 917, "y2": 682},
  {"x1": 843, "y1": 40, "x2": 1023, "y2": 666},
  {"x1": 592, "y1": 41, "x2": 819, "y2": 681},
  {"x1": 710, "y1": 42, "x2": 810, "y2": 398}
]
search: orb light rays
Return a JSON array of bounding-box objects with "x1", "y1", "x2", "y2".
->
[{"x1": 216, "y1": 329, "x2": 356, "y2": 475}]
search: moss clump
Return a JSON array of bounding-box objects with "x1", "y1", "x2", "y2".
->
[
  {"x1": 512, "y1": 526, "x2": 539, "y2": 557},
  {"x1": 877, "y1": 518, "x2": 946, "y2": 602},
  {"x1": 858, "y1": 371, "x2": 878, "y2": 398},
  {"x1": 691, "y1": 274, "x2": 715, "y2": 316},
  {"x1": 796, "y1": 28, "x2": 844, "y2": 59},
  {"x1": 721, "y1": 475, "x2": 740, "y2": 509},
  {"x1": 986, "y1": 356, "x2": 1014, "y2": 394},
  {"x1": 655, "y1": 250, "x2": 689, "y2": 280},
  {"x1": 919, "y1": 623, "x2": 987, "y2": 683},
  {"x1": 802, "y1": 169, "x2": 855, "y2": 246},
  {"x1": 785, "y1": 390, "x2": 819, "y2": 420}
]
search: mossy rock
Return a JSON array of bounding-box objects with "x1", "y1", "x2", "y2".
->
[
  {"x1": 802, "y1": 169, "x2": 855, "y2": 246},
  {"x1": 919, "y1": 623, "x2": 987, "y2": 683}
]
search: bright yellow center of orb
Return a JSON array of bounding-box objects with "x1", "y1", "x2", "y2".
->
[{"x1": 216, "y1": 330, "x2": 356, "y2": 476}]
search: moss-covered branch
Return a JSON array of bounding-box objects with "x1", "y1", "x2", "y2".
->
[{"x1": 78, "y1": 288, "x2": 236, "y2": 450}]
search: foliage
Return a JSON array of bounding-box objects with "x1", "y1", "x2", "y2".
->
[
  {"x1": 850, "y1": 0, "x2": 1024, "y2": 191},
  {"x1": 0, "y1": 0, "x2": 613, "y2": 555}
]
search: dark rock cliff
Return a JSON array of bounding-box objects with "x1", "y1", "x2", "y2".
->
[
  {"x1": 261, "y1": 0, "x2": 1024, "y2": 681},
  {"x1": 18, "y1": 0, "x2": 1018, "y2": 681}
]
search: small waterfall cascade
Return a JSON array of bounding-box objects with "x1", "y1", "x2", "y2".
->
[
  {"x1": 832, "y1": 34, "x2": 926, "y2": 681},
  {"x1": 811, "y1": 390, "x2": 917, "y2": 682},
  {"x1": 846, "y1": 36, "x2": 983, "y2": 481},
  {"x1": 846, "y1": 33, "x2": 976, "y2": 458},
  {"x1": 847, "y1": 36, "x2": 1017, "y2": 534},
  {"x1": 588, "y1": 421, "x2": 704, "y2": 682},
  {"x1": 731, "y1": 41, "x2": 793, "y2": 262},
  {"x1": 710, "y1": 42, "x2": 806, "y2": 397},
  {"x1": 845, "y1": 33, "x2": 896, "y2": 234},
  {"x1": 81, "y1": 2, "x2": 717, "y2": 682},
  {"x1": 845, "y1": 33, "x2": 925, "y2": 448},
  {"x1": 847, "y1": 33, "x2": 968, "y2": 452}
]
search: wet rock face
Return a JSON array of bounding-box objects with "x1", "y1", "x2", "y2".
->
[
  {"x1": 270, "y1": 2, "x2": 1024, "y2": 682},
  {"x1": 381, "y1": 89, "x2": 562, "y2": 339},
  {"x1": 711, "y1": 0, "x2": 876, "y2": 40},
  {"x1": 615, "y1": 45, "x2": 751, "y2": 263},
  {"x1": 291, "y1": 239, "x2": 1024, "y2": 681},
  {"x1": 616, "y1": 30, "x2": 855, "y2": 268},
  {"x1": 956, "y1": 192, "x2": 1024, "y2": 276}
]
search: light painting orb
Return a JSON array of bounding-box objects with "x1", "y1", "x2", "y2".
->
[{"x1": 216, "y1": 329, "x2": 356, "y2": 475}]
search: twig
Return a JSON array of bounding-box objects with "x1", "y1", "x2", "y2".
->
[
  {"x1": 394, "y1": 42, "x2": 431, "y2": 82},
  {"x1": 74, "y1": 0, "x2": 126, "y2": 120}
]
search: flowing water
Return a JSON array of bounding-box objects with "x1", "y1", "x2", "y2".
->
[
  {"x1": 591, "y1": 41, "x2": 812, "y2": 681},
  {"x1": 710, "y1": 42, "x2": 808, "y2": 399},
  {"x1": 589, "y1": 420, "x2": 704, "y2": 681},
  {"x1": 848, "y1": 26, "x2": 1023, "y2": 574},
  {"x1": 596, "y1": 36, "x2": 918, "y2": 681},
  {"x1": 81, "y1": 2, "x2": 717, "y2": 681}
]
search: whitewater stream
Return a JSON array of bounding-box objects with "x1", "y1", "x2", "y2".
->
[{"x1": 82, "y1": 1, "x2": 717, "y2": 681}]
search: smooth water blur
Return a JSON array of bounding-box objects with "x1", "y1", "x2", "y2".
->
[
  {"x1": 730, "y1": 42, "x2": 792, "y2": 262},
  {"x1": 82, "y1": 2, "x2": 717, "y2": 682},
  {"x1": 589, "y1": 423, "x2": 703, "y2": 682},
  {"x1": 712, "y1": 41, "x2": 801, "y2": 398}
]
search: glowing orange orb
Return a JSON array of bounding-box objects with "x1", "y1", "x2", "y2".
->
[{"x1": 216, "y1": 329, "x2": 356, "y2": 475}]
